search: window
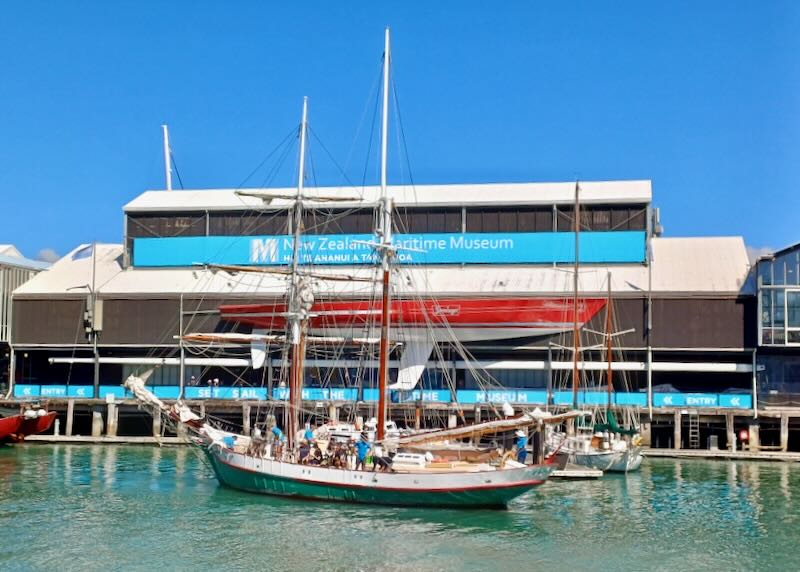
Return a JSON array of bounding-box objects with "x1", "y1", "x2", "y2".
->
[{"x1": 788, "y1": 291, "x2": 800, "y2": 328}]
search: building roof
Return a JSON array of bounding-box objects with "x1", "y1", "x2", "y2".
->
[
  {"x1": 0, "y1": 245, "x2": 23, "y2": 258},
  {"x1": 13, "y1": 244, "x2": 123, "y2": 297},
  {"x1": 123, "y1": 180, "x2": 652, "y2": 212},
  {"x1": 13, "y1": 236, "x2": 750, "y2": 299},
  {"x1": 0, "y1": 244, "x2": 51, "y2": 271}
]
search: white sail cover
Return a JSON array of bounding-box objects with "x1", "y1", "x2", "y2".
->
[
  {"x1": 389, "y1": 339, "x2": 434, "y2": 390},
  {"x1": 250, "y1": 329, "x2": 268, "y2": 369}
]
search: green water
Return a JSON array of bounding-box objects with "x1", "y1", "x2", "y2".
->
[{"x1": 1, "y1": 446, "x2": 799, "y2": 571}]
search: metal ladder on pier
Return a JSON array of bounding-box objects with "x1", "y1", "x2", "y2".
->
[{"x1": 688, "y1": 411, "x2": 700, "y2": 449}]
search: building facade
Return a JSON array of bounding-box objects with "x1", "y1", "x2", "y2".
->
[{"x1": 8, "y1": 180, "x2": 760, "y2": 419}]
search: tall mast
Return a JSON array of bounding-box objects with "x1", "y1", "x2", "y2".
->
[
  {"x1": 287, "y1": 96, "x2": 309, "y2": 450},
  {"x1": 605, "y1": 270, "x2": 613, "y2": 410},
  {"x1": 162, "y1": 125, "x2": 172, "y2": 191},
  {"x1": 572, "y1": 182, "x2": 580, "y2": 409},
  {"x1": 377, "y1": 27, "x2": 392, "y2": 441}
]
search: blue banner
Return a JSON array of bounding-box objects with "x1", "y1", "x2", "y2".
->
[
  {"x1": 392, "y1": 389, "x2": 452, "y2": 403},
  {"x1": 14, "y1": 384, "x2": 40, "y2": 399},
  {"x1": 615, "y1": 392, "x2": 647, "y2": 407},
  {"x1": 719, "y1": 394, "x2": 752, "y2": 408},
  {"x1": 133, "y1": 231, "x2": 646, "y2": 267},
  {"x1": 67, "y1": 385, "x2": 94, "y2": 398},
  {"x1": 271, "y1": 387, "x2": 359, "y2": 401}
]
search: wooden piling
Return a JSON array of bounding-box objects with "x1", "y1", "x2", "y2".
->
[
  {"x1": 106, "y1": 403, "x2": 118, "y2": 437},
  {"x1": 91, "y1": 408, "x2": 104, "y2": 438},
  {"x1": 673, "y1": 410, "x2": 682, "y2": 449},
  {"x1": 152, "y1": 411, "x2": 161, "y2": 438},
  {"x1": 726, "y1": 413, "x2": 735, "y2": 451},
  {"x1": 242, "y1": 403, "x2": 251, "y2": 436},
  {"x1": 780, "y1": 413, "x2": 789, "y2": 452},
  {"x1": 65, "y1": 399, "x2": 75, "y2": 437}
]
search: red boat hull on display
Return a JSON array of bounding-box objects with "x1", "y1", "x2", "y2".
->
[
  {"x1": 0, "y1": 411, "x2": 57, "y2": 443},
  {"x1": 220, "y1": 297, "x2": 606, "y2": 342}
]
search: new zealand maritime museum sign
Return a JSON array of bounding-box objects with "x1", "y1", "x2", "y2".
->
[{"x1": 133, "y1": 231, "x2": 646, "y2": 267}]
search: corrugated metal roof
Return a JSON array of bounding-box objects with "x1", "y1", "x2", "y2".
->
[
  {"x1": 13, "y1": 236, "x2": 750, "y2": 298},
  {"x1": 123, "y1": 180, "x2": 652, "y2": 212}
]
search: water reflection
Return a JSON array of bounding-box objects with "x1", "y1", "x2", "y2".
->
[{"x1": 1, "y1": 447, "x2": 800, "y2": 571}]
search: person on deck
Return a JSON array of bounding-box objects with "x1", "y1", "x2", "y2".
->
[
  {"x1": 299, "y1": 441, "x2": 311, "y2": 464},
  {"x1": 355, "y1": 433, "x2": 370, "y2": 471},
  {"x1": 515, "y1": 430, "x2": 528, "y2": 464},
  {"x1": 304, "y1": 423, "x2": 314, "y2": 443}
]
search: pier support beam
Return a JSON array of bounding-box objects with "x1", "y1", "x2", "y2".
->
[
  {"x1": 673, "y1": 410, "x2": 682, "y2": 449},
  {"x1": 328, "y1": 403, "x2": 338, "y2": 423},
  {"x1": 414, "y1": 406, "x2": 421, "y2": 431},
  {"x1": 726, "y1": 413, "x2": 735, "y2": 451},
  {"x1": 152, "y1": 411, "x2": 161, "y2": 438},
  {"x1": 106, "y1": 403, "x2": 118, "y2": 437},
  {"x1": 242, "y1": 403, "x2": 251, "y2": 436},
  {"x1": 199, "y1": 402, "x2": 206, "y2": 419},
  {"x1": 91, "y1": 407, "x2": 104, "y2": 438},
  {"x1": 780, "y1": 414, "x2": 789, "y2": 452},
  {"x1": 640, "y1": 420, "x2": 652, "y2": 447},
  {"x1": 748, "y1": 421, "x2": 760, "y2": 452},
  {"x1": 474, "y1": 406, "x2": 481, "y2": 424},
  {"x1": 65, "y1": 399, "x2": 75, "y2": 437},
  {"x1": 448, "y1": 412, "x2": 457, "y2": 429}
]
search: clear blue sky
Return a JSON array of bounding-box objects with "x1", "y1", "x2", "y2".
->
[{"x1": 0, "y1": 1, "x2": 797, "y2": 260}]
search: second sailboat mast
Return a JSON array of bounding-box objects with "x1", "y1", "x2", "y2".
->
[{"x1": 377, "y1": 27, "x2": 392, "y2": 442}]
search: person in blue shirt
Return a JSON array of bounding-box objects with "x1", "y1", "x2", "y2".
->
[
  {"x1": 304, "y1": 423, "x2": 314, "y2": 442},
  {"x1": 271, "y1": 425, "x2": 286, "y2": 443},
  {"x1": 515, "y1": 430, "x2": 528, "y2": 464},
  {"x1": 355, "y1": 433, "x2": 371, "y2": 470}
]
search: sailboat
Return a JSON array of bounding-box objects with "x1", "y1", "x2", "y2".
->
[
  {"x1": 126, "y1": 29, "x2": 562, "y2": 508},
  {"x1": 546, "y1": 184, "x2": 643, "y2": 473}
]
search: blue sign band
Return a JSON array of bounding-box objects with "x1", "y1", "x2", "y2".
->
[{"x1": 133, "y1": 231, "x2": 646, "y2": 267}]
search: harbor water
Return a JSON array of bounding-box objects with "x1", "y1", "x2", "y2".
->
[{"x1": 1, "y1": 445, "x2": 799, "y2": 571}]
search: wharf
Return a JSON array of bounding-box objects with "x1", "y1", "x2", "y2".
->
[
  {"x1": 22, "y1": 435, "x2": 186, "y2": 446},
  {"x1": 642, "y1": 447, "x2": 800, "y2": 463}
]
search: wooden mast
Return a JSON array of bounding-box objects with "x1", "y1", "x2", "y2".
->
[
  {"x1": 605, "y1": 270, "x2": 614, "y2": 410},
  {"x1": 377, "y1": 27, "x2": 392, "y2": 441},
  {"x1": 571, "y1": 182, "x2": 581, "y2": 410},
  {"x1": 287, "y1": 96, "x2": 309, "y2": 451}
]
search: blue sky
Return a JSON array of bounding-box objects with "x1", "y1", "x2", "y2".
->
[{"x1": 0, "y1": 1, "x2": 797, "y2": 260}]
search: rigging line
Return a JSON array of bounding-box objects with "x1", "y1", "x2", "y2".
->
[
  {"x1": 170, "y1": 153, "x2": 185, "y2": 190},
  {"x1": 391, "y1": 75, "x2": 418, "y2": 195},
  {"x1": 308, "y1": 126, "x2": 357, "y2": 187},
  {"x1": 343, "y1": 58, "x2": 384, "y2": 185},
  {"x1": 361, "y1": 58, "x2": 383, "y2": 189},
  {"x1": 236, "y1": 126, "x2": 299, "y2": 189}
]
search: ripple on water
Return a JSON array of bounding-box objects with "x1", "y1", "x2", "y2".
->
[{"x1": 1, "y1": 446, "x2": 800, "y2": 571}]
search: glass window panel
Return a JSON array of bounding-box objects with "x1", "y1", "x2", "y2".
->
[
  {"x1": 591, "y1": 208, "x2": 611, "y2": 231},
  {"x1": 466, "y1": 210, "x2": 482, "y2": 232},
  {"x1": 536, "y1": 209, "x2": 553, "y2": 232},
  {"x1": 762, "y1": 328, "x2": 773, "y2": 344},
  {"x1": 445, "y1": 210, "x2": 462, "y2": 232},
  {"x1": 774, "y1": 261, "x2": 787, "y2": 286},
  {"x1": 556, "y1": 207, "x2": 573, "y2": 231},
  {"x1": 788, "y1": 330, "x2": 800, "y2": 344},
  {"x1": 427, "y1": 210, "x2": 445, "y2": 232},
  {"x1": 498, "y1": 209, "x2": 517, "y2": 232},
  {"x1": 788, "y1": 291, "x2": 800, "y2": 328},
  {"x1": 759, "y1": 260, "x2": 773, "y2": 286},
  {"x1": 761, "y1": 292, "x2": 772, "y2": 326},
  {"x1": 610, "y1": 207, "x2": 629, "y2": 230},
  {"x1": 774, "y1": 290, "x2": 785, "y2": 326},
  {"x1": 628, "y1": 208, "x2": 647, "y2": 230},
  {"x1": 517, "y1": 209, "x2": 536, "y2": 232},
  {"x1": 482, "y1": 209, "x2": 499, "y2": 232}
]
